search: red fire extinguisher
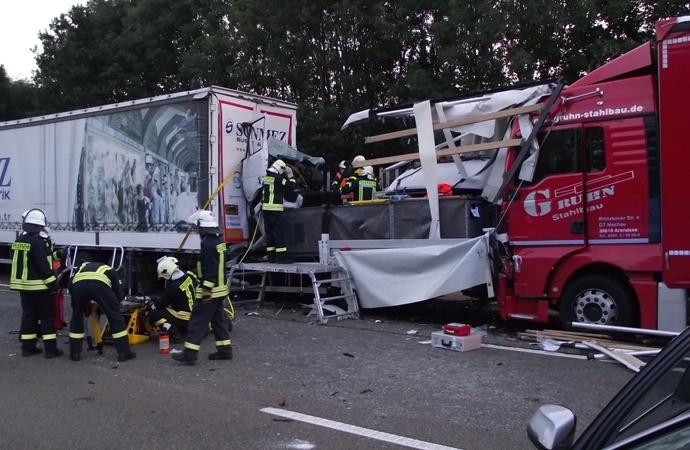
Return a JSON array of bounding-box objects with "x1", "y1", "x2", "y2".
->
[{"x1": 159, "y1": 332, "x2": 170, "y2": 354}]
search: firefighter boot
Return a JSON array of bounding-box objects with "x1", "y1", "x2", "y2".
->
[
  {"x1": 172, "y1": 349, "x2": 198, "y2": 365},
  {"x1": 21, "y1": 342, "x2": 42, "y2": 357},
  {"x1": 114, "y1": 336, "x2": 136, "y2": 362},
  {"x1": 208, "y1": 345, "x2": 233, "y2": 360},
  {"x1": 44, "y1": 341, "x2": 64, "y2": 359},
  {"x1": 117, "y1": 350, "x2": 137, "y2": 362},
  {"x1": 69, "y1": 337, "x2": 83, "y2": 361}
]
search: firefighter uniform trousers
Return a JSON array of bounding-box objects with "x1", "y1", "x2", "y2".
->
[
  {"x1": 69, "y1": 281, "x2": 129, "y2": 356},
  {"x1": 263, "y1": 210, "x2": 287, "y2": 255},
  {"x1": 19, "y1": 291, "x2": 59, "y2": 351},
  {"x1": 182, "y1": 297, "x2": 232, "y2": 359}
]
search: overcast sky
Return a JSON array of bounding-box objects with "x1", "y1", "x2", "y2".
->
[{"x1": 0, "y1": 0, "x2": 84, "y2": 80}]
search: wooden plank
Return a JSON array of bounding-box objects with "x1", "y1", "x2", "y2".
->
[
  {"x1": 582, "y1": 341, "x2": 646, "y2": 372},
  {"x1": 527, "y1": 329, "x2": 613, "y2": 340},
  {"x1": 364, "y1": 104, "x2": 542, "y2": 144},
  {"x1": 352, "y1": 138, "x2": 521, "y2": 168}
]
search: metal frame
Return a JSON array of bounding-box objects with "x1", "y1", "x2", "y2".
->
[{"x1": 228, "y1": 262, "x2": 360, "y2": 324}]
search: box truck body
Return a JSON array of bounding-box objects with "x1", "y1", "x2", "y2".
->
[{"x1": 0, "y1": 86, "x2": 297, "y2": 290}]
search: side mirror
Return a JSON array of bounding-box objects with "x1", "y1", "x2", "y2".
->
[{"x1": 527, "y1": 404, "x2": 577, "y2": 450}]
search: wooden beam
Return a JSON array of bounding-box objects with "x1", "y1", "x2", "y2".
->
[
  {"x1": 353, "y1": 138, "x2": 522, "y2": 168},
  {"x1": 364, "y1": 103, "x2": 542, "y2": 144}
]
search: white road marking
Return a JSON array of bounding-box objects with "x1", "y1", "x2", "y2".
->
[{"x1": 261, "y1": 407, "x2": 463, "y2": 450}]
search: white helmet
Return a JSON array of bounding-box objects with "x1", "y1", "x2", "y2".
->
[
  {"x1": 22, "y1": 209, "x2": 47, "y2": 232},
  {"x1": 352, "y1": 155, "x2": 366, "y2": 164},
  {"x1": 197, "y1": 210, "x2": 218, "y2": 228},
  {"x1": 362, "y1": 166, "x2": 375, "y2": 177},
  {"x1": 187, "y1": 210, "x2": 219, "y2": 228},
  {"x1": 23, "y1": 209, "x2": 47, "y2": 226},
  {"x1": 157, "y1": 257, "x2": 178, "y2": 280},
  {"x1": 272, "y1": 159, "x2": 287, "y2": 174},
  {"x1": 338, "y1": 160, "x2": 347, "y2": 170}
]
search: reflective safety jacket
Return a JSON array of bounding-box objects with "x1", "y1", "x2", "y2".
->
[
  {"x1": 153, "y1": 270, "x2": 196, "y2": 320},
  {"x1": 70, "y1": 262, "x2": 125, "y2": 301},
  {"x1": 330, "y1": 172, "x2": 347, "y2": 193},
  {"x1": 196, "y1": 233, "x2": 229, "y2": 300},
  {"x1": 261, "y1": 169, "x2": 296, "y2": 212},
  {"x1": 10, "y1": 232, "x2": 57, "y2": 292},
  {"x1": 341, "y1": 175, "x2": 378, "y2": 201}
]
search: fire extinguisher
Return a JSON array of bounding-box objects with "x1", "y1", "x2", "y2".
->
[{"x1": 159, "y1": 332, "x2": 170, "y2": 354}]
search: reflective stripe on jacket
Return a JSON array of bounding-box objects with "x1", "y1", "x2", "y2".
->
[
  {"x1": 261, "y1": 169, "x2": 296, "y2": 211},
  {"x1": 196, "y1": 234, "x2": 229, "y2": 299},
  {"x1": 71, "y1": 262, "x2": 125, "y2": 301},
  {"x1": 10, "y1": 233, "x2": 56, "y2": 291}
]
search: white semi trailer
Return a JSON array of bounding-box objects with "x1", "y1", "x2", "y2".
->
[{"x1": 0, "y1": 86, "x2": 297, "y2": 292}]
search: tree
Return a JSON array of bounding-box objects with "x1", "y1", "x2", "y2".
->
[
  {"x1": 25, "y1": 0, "x2": 690, "y2": 162},
  {"x1": 0, "y1": 65, "x2": 39, "y2": 121}
]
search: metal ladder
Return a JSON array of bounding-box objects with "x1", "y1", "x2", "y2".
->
[{"x1": 227, "y1": 262, "x2": 360, "y2": 324}]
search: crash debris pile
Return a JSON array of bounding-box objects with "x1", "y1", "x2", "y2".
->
[{"x1": 519, "y1": 329, "x2": 664, "y2": 372}]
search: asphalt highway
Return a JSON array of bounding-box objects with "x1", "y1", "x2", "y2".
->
[{"x1": 0, "y1": 273, "x2": 635, "y2": 450}]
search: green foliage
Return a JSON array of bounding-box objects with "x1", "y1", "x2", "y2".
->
[
  {"x1": 0, "y1": 66, "x2": 39, "y2": 121},
  {"x1": 1, "y1": 0, "x2": 687, "y2": 161}
]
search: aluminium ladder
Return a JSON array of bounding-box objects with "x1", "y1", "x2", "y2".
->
[{"x1": 227, "y1": 262, "x2": 359, "y2": 324}]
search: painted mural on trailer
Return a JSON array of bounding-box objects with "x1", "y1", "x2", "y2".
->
[{"x1": 75, "y1": 102, "x2": 205, "y2": 232}]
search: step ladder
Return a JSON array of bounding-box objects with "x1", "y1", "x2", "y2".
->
[{"x1": 227, "y1": 262, "x2": 360, "y2": 324}]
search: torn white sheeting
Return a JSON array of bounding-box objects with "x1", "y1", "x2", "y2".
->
[
  {"x1": 333, "y1": 235, "x2": 491, "y2": 309},
  {"x1": 414, "y1": 101, "x2": 441, "y2": 239},
  {"x1": 341, "y1": 108, "x2": 370, "y2": 130},
  {"x1": 438, "y1": 86, "x2": 550, "y2": 138},
  {"x1": 341, "y1": 85, "x2": 551, "y2": 136}
]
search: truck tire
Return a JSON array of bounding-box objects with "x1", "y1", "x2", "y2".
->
[{"x1": 559, "y1": 275, "x2": 637, "y2": 329}]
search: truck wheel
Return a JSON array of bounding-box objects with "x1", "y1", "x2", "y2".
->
[{"x1": 559, "y1": 275, "x2": 637, "y2": 329}]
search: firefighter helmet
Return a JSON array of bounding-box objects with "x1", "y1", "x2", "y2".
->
[
  {"x1": 272, "y1": 159, "x2": 287, "y2": 174},
  {"x1": 22, "y1": 209, "x2": 47, "y2": 232},
  {"x1": 157, "y1": 257, "x2": 178, "y2": 280},
  {"x1": 362, "y1": 166, "x2": 375, "y2": 178},
  {"x1": 352, "y1": 155, "x2": 366, "y2": 164},
  {"x1": 197, "y1": 210, "x2": 218, "y2": 228},
  {"x1": 338, "y1": 160, "x2": 347, "y2": 170},
  {"x1": 187, "y1": 210, "x2": 219, "y2": 229}
]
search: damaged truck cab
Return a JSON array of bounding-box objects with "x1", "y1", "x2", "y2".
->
[{"x1": 497, "y1": 16, "x2": 690, "y2": 332}]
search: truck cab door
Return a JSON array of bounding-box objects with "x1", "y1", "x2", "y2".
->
[
  {"x1": 506, "y1": 126, "x2": 586, "y2": 245},
  {"x1": 504, "y1": 126, "x2": 586, "y2": 297}
]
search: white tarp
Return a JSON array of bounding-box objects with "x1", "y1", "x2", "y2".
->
[{"x1": 333, "y1": 234, "x2": 492, "y2": 309}]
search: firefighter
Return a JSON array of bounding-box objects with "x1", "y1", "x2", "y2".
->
[
  {"x1": 172, "y1": 210, "x2": 232, "y2": 365},
  {"x1": 67, "y1": 261, "x2": 136, "y2": 362},
  {"x1": 148, "y1": 256, "x2": 195, "y2": 343},
  {"x1": 352, "y1": 155, "x2": 366, "y2": 176},
  {"x1": 341, "y1": 165, "x2": 378, "y2": 201},
  {"x1": 329, "y1": 160, "x2": 349, "y2": 205},
  {"x1": 330, "y1": 160, "x2": 348, "y2": 193},
  {"x1": 261, "y1": 159, "x2": 297, "y2": 263},
  {"x1": 10, "y1": 209, "x2": 64, "y2": 358}
]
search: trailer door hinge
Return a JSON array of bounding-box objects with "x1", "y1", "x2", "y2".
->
[
  {"x1": 210, "y1": 103, "x2": 217, "y2": 112},
  {"x1": 210, "y1": 135, "x2": 217, "y2": 144},
  {"x1": 210, "y1": 166, "x2": 217, "y2": 175}
]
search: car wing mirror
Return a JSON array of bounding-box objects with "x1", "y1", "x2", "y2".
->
[{"x1": 527, "y1": 404, "x2": 577, "y2": 450}]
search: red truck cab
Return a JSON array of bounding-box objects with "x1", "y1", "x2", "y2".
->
[{"x1": 499, "y1": 16, "x2": 690, "y2": 331}]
